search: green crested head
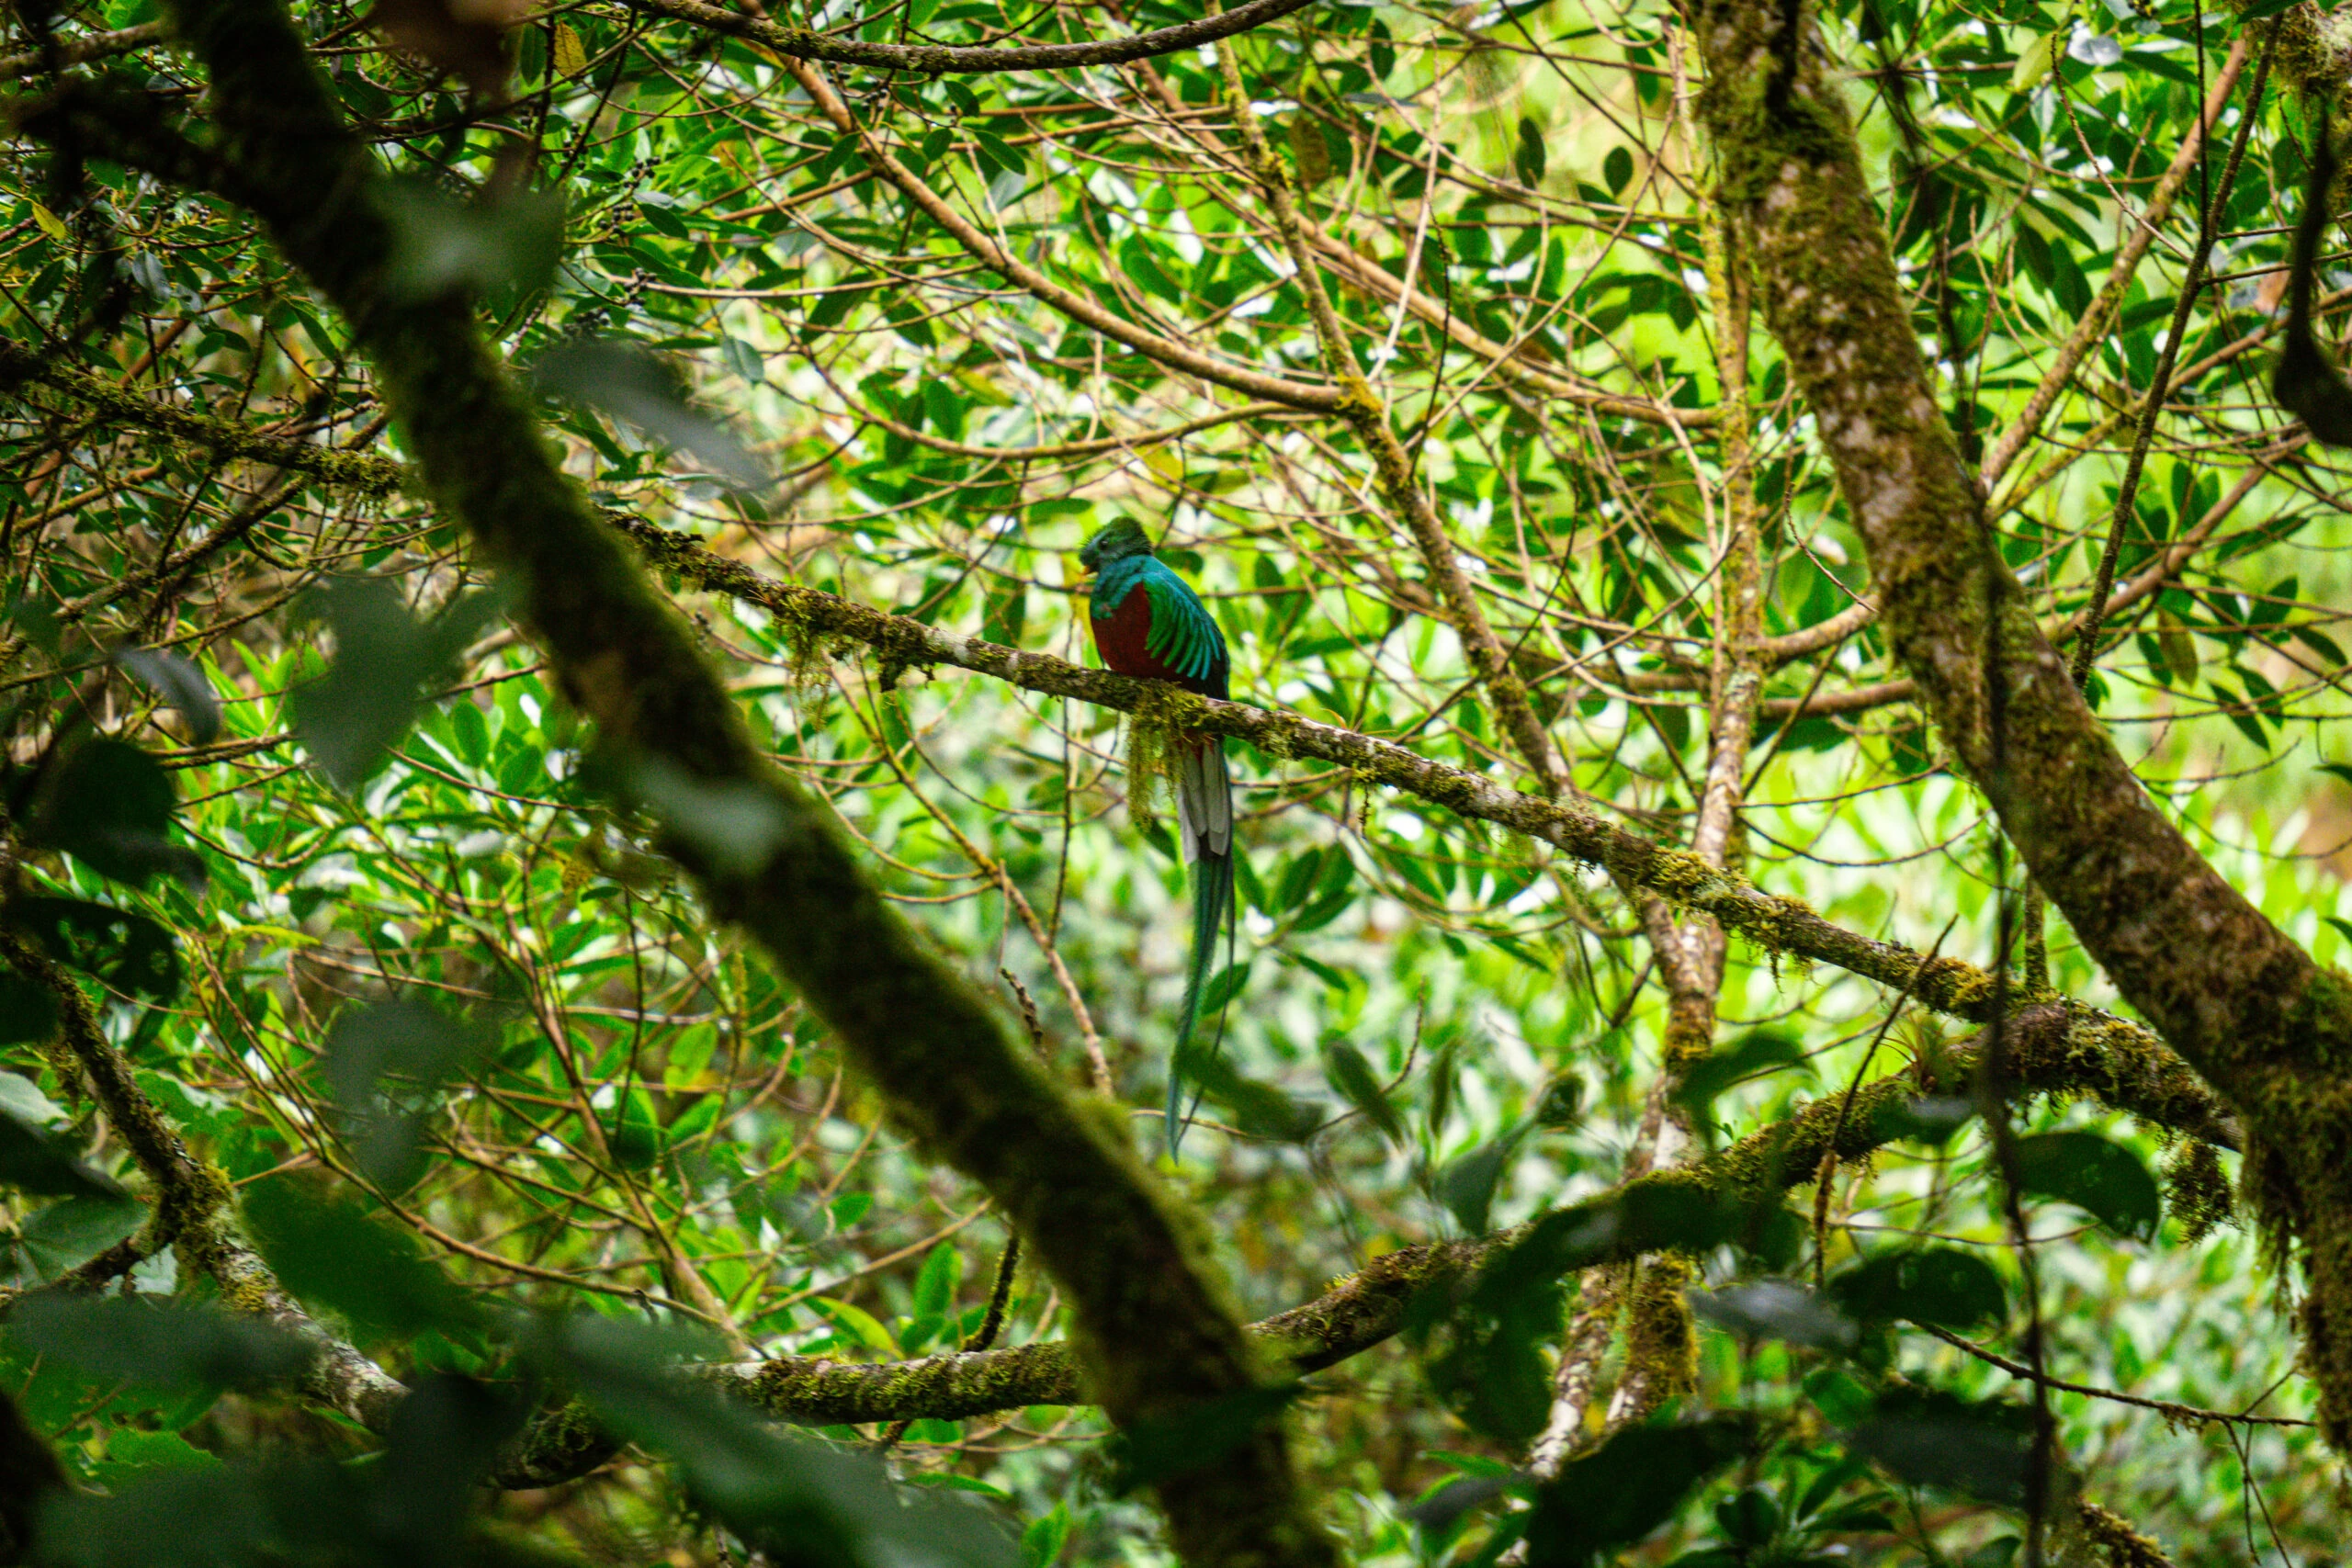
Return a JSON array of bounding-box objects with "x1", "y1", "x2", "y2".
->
[{"x1": 1079, "y1": 518, "x2": 1154, "y2": 573}]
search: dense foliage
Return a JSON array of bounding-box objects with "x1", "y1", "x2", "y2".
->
[{"x1": 0, "y1": 0, "x2": 2346, "y2": 1559}]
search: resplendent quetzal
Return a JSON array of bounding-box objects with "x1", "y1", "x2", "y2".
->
[{"x1": 1078, "y1": 518, "x2": 1234, "y2": 1158}]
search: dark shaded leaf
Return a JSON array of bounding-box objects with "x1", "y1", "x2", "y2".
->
[
  {"x1": 1404, "y1": 1470, "x2": 1517, "y2": 1533},
  {"x1": 381, "y1": 180, "x2": 565, "y2": 300},
  {"x1": 1523, "y1": 1415, "x2": 1756, "y2": 1564},
  {"x1": 0, "y1": 1104, "x2": 126, "y2": 1201},
  {"x1": 12, "y1": 897, "x2": 179, "y2": 999},
  {"x1": 602, "y1": 750, "x2": 792, "y2": 878},
  {"x1": 1843, "y1": 1388, "x2": 2033, "y2": 1505},
  {"x1": 29, "y1": 739, "x2": 204, "y2": 889},
  {"x1": 1434, "y1": 1128, "x2": 1525, "y2": 1235},
  {"x1": 1110, "y1": 1382, "x2": 1304, "y2": 1494},
  {"x1": 1321, "y1": 1041, "x2": 1403, "y2": 1144},
  {"x1": 290, "y1": 579, "x2": 508, "y2": 788},
  {"x1": 2012, "y1": 1130, "x2": 2161, "y2": 1240},
  {"x1": 535, "y1": 339, "x2": 768, "y2": 490},
  {"x1": 10, "y1": 1295, "x2": 316, "y2": 1392},
  {"x1": 1179, "y1": 1039, "x2": 1318, "y2": 1143},
  {"x1": 115, "y1": 648, "x2": 220, "y2": 745},
  {"x1": 323, "y1": 998, "x2": 488, "y2": 1188},
  {"x1": 1691, "y1": 1280, "x2": 1859, "y2": 1352},
  {"x1": 1870, "y1": 1095, "x2": 1975, "y2": 1146},
  {"x1": 1830, "y1": 1247, "x2": 2007, "y2": 1329},
  {"x1": 0, "y1": 976, "x2": 59, "y2": 1045},
  {"x1": 243, "y1": 1177, "x2": 484, "y2": 1348}
]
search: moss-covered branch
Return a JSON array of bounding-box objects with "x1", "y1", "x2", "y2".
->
[
  {"x1": 491, "y1": 1001, "x2": 2223, "y2": 1485},
  {"x1": 0, "y1": 344, "x2": 2235, "y2": 1150},
  {"x1": 1695, "y1": 0, "x2": 2352, "y2": 1441},
  {"x1": 0, "y1": 20, "x2": 171, "y2": 83},
  {"x1": 0, "y1": 338, "x2": 403, "y2": 496},
  {"x1": 625, "y1": 0, "x2": 1320, "y2": 74},
  {"x1": 141, "y1": 0, "x2": 1339, "y2": 1559},
  {"x1": 0, "y1": 926, "x2": 409, "y2": 1430}
]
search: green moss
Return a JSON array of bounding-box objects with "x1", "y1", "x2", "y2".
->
[
  {"x1": 1616, "y1": 1255, "x2": 1698, "y2": 1416},
  {"x1": 2163, "y1": 1140, "x2": 2235, "y2": 1244}
]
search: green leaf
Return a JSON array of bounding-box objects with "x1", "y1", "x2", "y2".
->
[
  {"x1": 29, "y1": 739, "x2": 205, "y2": 889},
  {"x1": 1523, "y1": 1415, "x2": 1756, "y2": 1563},
  {"x1": 1019, "y1": 1503, "x2": 1071, "y2": 1568},
  {"x1": 2011, "y1": 1130, "x2": 2162, "y2": 1240},
  {"x1": 1602, "y1": 144, "x2": 1634, "y2": 196},
  {"x1": 10, "y1": 1295, "x2": 316, "y2": 1392},
  {"x1": 18, "y1": 1191, "x2": 141, "y2": 1276},
  {"x1": 1321, "y1": 1041, "x2": 1404, "y2": 1144},
  {"x1": 1513, "y1": 117, "x2": 1547, "y2": 186},
  {"x1": 243, "y1": 1177, "x2": 484, "y2": 1348},
  {"x1": 1669, "y1": 1027, "x2": 1806, "y2": 1128},
  {"x1": 1830, "y1": 1247, "x2": 2008, "y2": 1328},
  {"x1": 0, "y1": 1069, "x2": 63, "y2": 1125},
  {"x1": 813, "y1": 1295, "x2": 899, "y2": 1355},
  {"x1": 1843, "y1": 1388, "x2": 2034, "y2": 1505},
  {"x1": 912, "y1": 1240, "x2": 962, "y2": 1320}
]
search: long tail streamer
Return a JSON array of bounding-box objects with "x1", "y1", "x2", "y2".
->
[{"x1": 1167, "y1": 738, "x2": 1236, "y2": 1158}]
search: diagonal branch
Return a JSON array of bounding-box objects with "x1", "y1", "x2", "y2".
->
[
  {"x1": 1695, "y1": 0, "x2": 2352, "y2": 1444},
  {"x1": 493, "y1": 999, "x2": 2233, "y2": 1485},
  {"x1": 625, "y1": 0, "x2": 1321, "y2": 75},
  {"x1": 137, "y1": 0, "x2": 1339, "y2": 1558}
]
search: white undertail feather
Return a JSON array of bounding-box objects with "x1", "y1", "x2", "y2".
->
[{"x1": 1173, "y1": 740, "x2": 1232, "y2": 863}]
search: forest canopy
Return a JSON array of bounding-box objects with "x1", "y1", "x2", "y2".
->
[{"x1": 0, "y1": 0, "x2": 2346, "y2": 1560}]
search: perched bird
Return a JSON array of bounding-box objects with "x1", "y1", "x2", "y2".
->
[{"x1": 1078, "y1": 518, "x2": 1235, "y2": 1158}]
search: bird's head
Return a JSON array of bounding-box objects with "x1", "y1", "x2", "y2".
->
[{"x1": 1078, "y1": 517, "x2": 1154, "y2": 575}]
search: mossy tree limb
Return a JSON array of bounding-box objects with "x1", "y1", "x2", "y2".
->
[
  {"x1": 135, "y1": 1, "x2": 1337, "y2": 1560},
  {"x1": 621, "y1": 0, "x2": 1319, "y2": 75},
  {"x1": 491, "y1": 1001, "x2": 2204, "y2": 1486},
  {"x1": 1693, "y1": 0, "x2": 2352, "y2": 1441},
  {"x1": 0, "y1": 928, "x2": 410, "y2": 1430}
]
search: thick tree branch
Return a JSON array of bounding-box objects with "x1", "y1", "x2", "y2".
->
[
  {"x1": 1695, "y1": 0, "x2": 2352, "y2": 1442},
  {"x1": 625, "y1": 0, "x2": 1320, "y2": 74},
  {"x1": 0, "y1": 20, "x2": 171, "y2": 82},
  {"x1": 141, "y1": 0, "x2": 1339, "y2": 1560},
  {"x1": 492, "y1": 1001, "x2": 2225, "y2": 1485}
]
